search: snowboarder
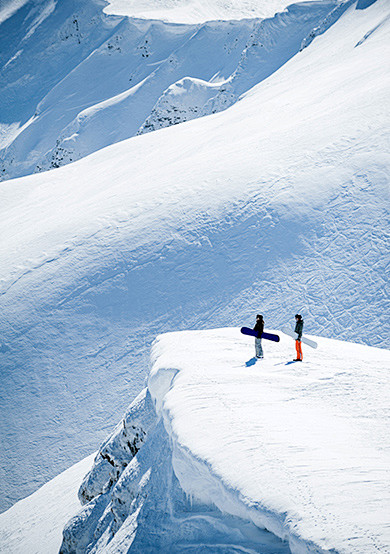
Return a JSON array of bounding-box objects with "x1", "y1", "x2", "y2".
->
[
  {"x1": 294, "y1": 314, "x2": 304, "y2": 361},
  {"x1": 253, "y1": 314, "x2": 264, "y2": 358}
]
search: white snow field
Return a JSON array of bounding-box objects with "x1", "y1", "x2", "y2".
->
[
  {"x1": 1, "y1": 0, "x2": 389, "y2": 517},
  {"x1": 52, "y1": 329, "x2": 390, "y2": 553},
  {"x1": 103, "y1": 0, "x2": 326, "y2": 24}
]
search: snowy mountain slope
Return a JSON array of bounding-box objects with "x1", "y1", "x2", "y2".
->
[
  {"x1": 56, "y1": 329, "x2": 390, "y2": 553},
  {"x1": 138, "y1": 1, "x2": 343, "y2": 134},
  {"x1": 0, "y1": 0, "x2": 120, "y2": 130},
  {"x1": 0, "y1": 0, "x2": 339, "y2": 180},
  {"x1": 0, "y1": 0, "x2": 196, "y2": 178},
  {"x1": 35, "y1": 17, "x2": 255, "y2": 172},
  {"x1": 0, "y1": 453, "x2": 95, "y2": 554},
  {"x1": 1, "y1": 0, "x2": 389, "y2": 513}
]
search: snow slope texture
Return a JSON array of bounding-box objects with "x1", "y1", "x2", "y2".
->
[
  {"x1": 0, "y1": 0, "x2": 389, "y2": 513},
  {"x1": 0, "y1": 453, "x2": 95, "y2": 554},
  {"x1": 58, "y1": 328, "x2": 390, "y2": 553},
  {"x1": 137, "y1": 1, "x2": 343, "y2": 135},
  {"x1": 0, "y1": 0, "x2": 339, "y2": 180}
]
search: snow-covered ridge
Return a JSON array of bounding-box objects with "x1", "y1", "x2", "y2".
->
[
  {"x1": 138, "y1": 1, "x2": 344, "y2": 135},
  {"x1": 59, "y1": 328, "x2": 390, "y2": 553},
  {"x1": 0, "y1": 0, "x2": 339, "y2": 180},
  {"x1": 103, "y1": 0, "x2": 324, "y2": 24}
]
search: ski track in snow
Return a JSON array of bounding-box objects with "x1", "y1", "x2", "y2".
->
[{"x1": 0, "y1": 0, "x2": 389, "y2": 519}]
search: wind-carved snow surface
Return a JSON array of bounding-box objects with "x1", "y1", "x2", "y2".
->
[
  {"x1": 0, "y1": 0, "x2": 389, "y2": 514},
  {"x1": 58, "y1": 328, "x2": 390, "y2": 554},
  {"x1": 0, "y1": 0, "x2": 338, "y2": 180}
]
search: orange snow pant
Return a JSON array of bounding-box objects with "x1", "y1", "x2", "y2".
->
[{"x1": 295, "y1": 339, "x2": 303, "y2": 360}]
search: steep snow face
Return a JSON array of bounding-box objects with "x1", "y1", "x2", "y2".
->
[
  {"x1": 0, "y1": 0, "x2": 118, "y2": 125},
  {"x1": 138, "y1": 1, "x2": 343, "y2": 134},
  {"x1": 1, "y1": 0, "x2": 389, "y2": 513},
  {"x1": 59, "y1": 381, "x2": 290, "y2": 554},
  {"x1": 77, "y1": 388, "x2": 157, "y2": 505},
  {"x1": 57, "y1": 329, "x2": 390, "y2": 553},
  {"x1": 0, "y1": 0, "x2": 338, "y2": 180}
]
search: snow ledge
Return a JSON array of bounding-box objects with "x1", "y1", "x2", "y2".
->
[{"x1": 60, "y1": 328, "x2": 390, "y2": 553}]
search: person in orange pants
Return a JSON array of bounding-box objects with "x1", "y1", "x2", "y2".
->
[{"x1": 294, "y1": 314, "x2": 304, "y2": 361}]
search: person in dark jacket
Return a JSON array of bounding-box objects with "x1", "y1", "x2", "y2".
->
[
  {"x1": 294, "y1": 314, "x2": 304, "y2": 361},
  {"x1": 253, "y1": 314, "x2": 264, "y2": 358}
]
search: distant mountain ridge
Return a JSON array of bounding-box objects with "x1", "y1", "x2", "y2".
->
[{"x1": 0, "y1": 0, "x2": 341, "y2": 180}]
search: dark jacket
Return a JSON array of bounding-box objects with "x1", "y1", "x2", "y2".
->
[
  {"x1": 295, "y1": 320, "x2": 304, "y2": 340},
  {"x1": 253, "y1": 320, "x2": 264, "y2": 338}
]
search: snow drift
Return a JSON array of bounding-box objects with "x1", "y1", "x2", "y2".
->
[{"x1": 56, "y1": 328, "x2": 390, "y2": 553}]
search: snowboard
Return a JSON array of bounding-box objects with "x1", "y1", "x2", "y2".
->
[
  {"x1": 281, "y1": 326, "x2": 318, "y2": 349},
  {"x1": 240, "y1": 327, "x2": 280, "y2": 342}
]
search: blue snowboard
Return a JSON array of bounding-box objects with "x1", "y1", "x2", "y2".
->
[{"x1": 240, "y1": 327, "x2": 280, "y2": 342}]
